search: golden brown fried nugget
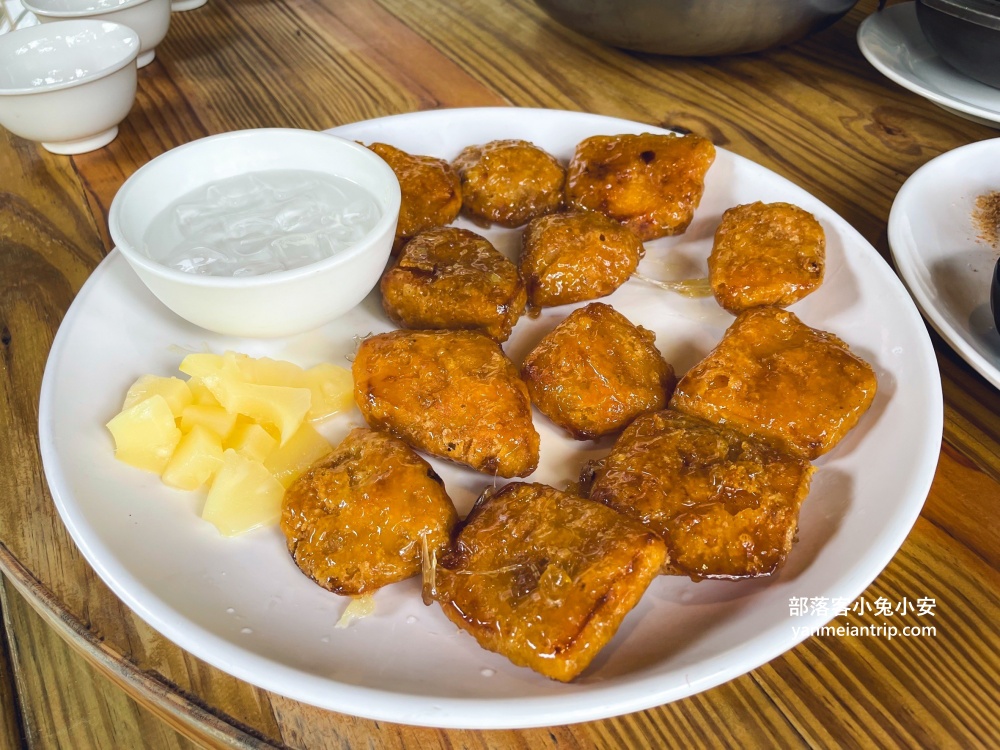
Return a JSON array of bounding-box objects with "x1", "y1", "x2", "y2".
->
[
  {"x1": 281, "y1": 428, "x2": 458, "y2": 596},
  {"x1": 522, "y1": 303, "x2": 676, "y2": 439},
  {"x1": 565, "y1": 132, "x2": 716, "y2": 241},
  {"x1": 435, "y1": 482, "x2": 666, "y2": 682},
  {"x1": 452, "y1": 139, "x2": 565, "y2": 227},
  {"x1": 671, "y1": 307, "x2": 878, "y2": 459},
  {"x1": 520, "y1": 210, "x2": 644, "y2": 309},
  {"x1": 380, "y1": 227, "x2": 526, "y2": 342},
  {"x1": 586, "y1": 410, "x2": 814, "y2": 580},
  {"x1": 368, "y1": 143, "x2": 462, "y2": 248},
  {"x1": 353, "y1": 330, "x2": 539, "y2": 477},
  {"x1": 709, "y1": 202, "x2": 825, "y2": 313}
]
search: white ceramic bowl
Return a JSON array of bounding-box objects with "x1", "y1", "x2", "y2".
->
[
  {"x1": 171, "y1": 0, "x2": 206, "y2": 10},
  {"x1": 108, "y1": 128, "x2": 402, "y2": 338},
  {"x1": 23, "y1": 0, "x2": 171, "y2": 68},
  {"x1": 0, "y1": 20, "x2": 139, "y2": 154}
]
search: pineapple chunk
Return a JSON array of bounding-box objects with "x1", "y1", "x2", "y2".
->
[
  {"x1": 202, "y1": 374, "x2": 311, "y2": 446},
  {"x1": 226, "y1": 353, "x2": 352, "y2": 421},
  {"x1": 122, "y1": 375, "x2": 193, "y2": 417},
  {"x1": 227, "y1": 351, "x2": 306, "y2": 386},
  {"x1": 178, "y1": 352, "x2": 226, "y2": 379},
  {"x1": 162, "y1": 425, "x2": 224, "y2": 491},
  {"x1": 225, "y1": 421, "x2": 278, "y2": 463},
  {"x1": 180, "y1": 404, "x2": 238, "y2": 439},
  {"x1": 264, "y1": 422, "x2": 333, "y2": 487},
  {"x1": 106, "y1": 395, "x2": 182, "y2": 474},
  {"x1": 187, "y1": 377, "x2": 220, "y2": 406},
  {"x1": 202, "y1": 450, "x2": 285, "y2": 536},
  {"x1": 303, "y1": 363, "x2": 353, "y2": 421}
]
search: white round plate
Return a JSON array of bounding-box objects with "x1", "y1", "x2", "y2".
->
[
  {"x1": 858, "y1": 2, "x2": 1000, "y2": 128},
  {"x1": 888, "y1": 137, "x2": 1000, "y2": 389},
  {"x1": 39, "y1": 108, "x2": 942, "y2": 729}
]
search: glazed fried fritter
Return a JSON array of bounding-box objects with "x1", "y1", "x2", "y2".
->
[
  {"x1": 522, "y1": 302, "x2": 676, "y2": 439},
  {"x1": 434, "y1": 482, "x2": 667, "y2": 682},
  {"x1": 281, "y1": 428, "x2": 458, "y2": 596},
  {"x1": 380, "y1": 227, "x2": 526, "y2": 342},
  {"x1": 352, "y1": 330, "x2": 539, "y2": 477},
  {"x1": 586, "y1": 410, "x2": 814, "y2": 581},
  {"x1": 452, "y1": 139, "x2": 565, "y2": 227},
  {"x1": 565, "y1": 132, "x2": 716, "y2": 241},
  {"x1": 368, "y1": 143, "x2": 462, "y2": 249},
  {"x1": 670, "y1": 307, "x2": 878, "y2": 459},
  {"x1": 709, "y1": 202, "x2": 825, "y2": 313},
  {"x1": 519, "y1": 210, "x2": 644, "y2": 310}
]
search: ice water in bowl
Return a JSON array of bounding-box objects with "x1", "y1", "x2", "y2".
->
[{"x1": 142, "y1": 170, "x2": 381, "y2": 277}]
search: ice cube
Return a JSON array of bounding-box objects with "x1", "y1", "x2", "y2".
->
[
  {"x1": 341, "y1": 198, "x2": 379, "y2": 227},
  {"x1": 274, "y1": 196, "x2": 325, "y2": 233},
  {"x1": 174, "y1": 202, "x2": 227, "y2": 239},
  {"x1": 206, "y1": 174, "x2": 270, "y2": 209},
  {"x1": 219, "y1": 235, "x2": 277, "y2": 263},
  {"x1": 163, "y1": 243, "x2": 234, "y2": 276},
  {"x1": 221, "y1": 208, "x2": 279, "y2": 239},
  {"x1": 272, "y1": 231, "x2": 328, "y2": 267}
]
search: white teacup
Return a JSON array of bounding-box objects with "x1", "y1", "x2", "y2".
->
[
  {"x1": 0, "y1": 20, "x2": 139, "y2": 154},
  {"x1": 23, "y1": 0, "x2": 171, "y2": 68}
]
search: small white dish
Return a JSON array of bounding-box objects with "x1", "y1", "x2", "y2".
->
[
  {"x1": 0, "y1": 20, "x2": 138, "y2": 154},
  {"x1": 108, "y1": 128, "x2": 401, "y2": 338},
  {"x1": 23, "y1": 0, "x2": 171, "y2": 68},
  {"x1": 857, "y1": 2, "x2": 1000, "y2": 128},
  {"x1": 888, "y1": 138, "x2": 1000, "y2": 389},
  {"x1": 170, "y1": 0, "x2": 205, "y2": 10}
]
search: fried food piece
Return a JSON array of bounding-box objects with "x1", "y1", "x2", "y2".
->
[
  {"x1": 435, "y1": 482, "x2": 666, "y2": 682},
  {"x1": 709, "y1": 202, "x2": 825, "y2": 313},
  {"x1": 353, "y1": 330, "x2": 539, "y2": 477},
  {"x1": 281, "y1": 428, "x2": 458, "y2": 596},
  {"x1": 380, "y1": 227, "x2": 526, "y2": 342},
  {"x1": 368, "y1": 143, "x2": 462, "y2": 249},
  {"x1": 519, "y1": 210, "x2": 644, "y2": 309},
  {"x1": 452, "y1": 139, "x2": 565, "y2": 227},
  {"x1": 671, "y1": 307, "x2": 878, "y2": 459},
  {"x1": 586, "y1": 410, "x2": 814, "y2": 580},
  {"x1": 565, "y1": 132, "x2": 716, "y2": 241},
  {"x1": 522, "y1": 302, "x2": 676, "y2": 439}
]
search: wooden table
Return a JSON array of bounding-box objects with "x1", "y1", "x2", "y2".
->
[{"x1": 2, "y1": 0, "x2": 999, "y2": 746}]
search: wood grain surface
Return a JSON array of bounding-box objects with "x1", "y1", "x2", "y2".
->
[{"x1": 2, "y1": 0, "x2": 999, "y2": 747}]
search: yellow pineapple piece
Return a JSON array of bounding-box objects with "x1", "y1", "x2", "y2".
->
[
  {"x1": 180, "y1": 404, "x2": 238, "y2": 440},
  {"x1": 226, "y1": 351, "x2": 306, "y2": 386},
  {"x1": 231, "y1": 354, "x2": 351, "y2": 420},
  {"x1": 178, "y1": 352, "x2": 226, "y2": 379},
  {"x1": 264, "y1": 422, "x2": 332, "y2": 488},
  {"x1": 303, "y1": 363, "x2": 353, "y2": 421},
  {"x1": 202, "y1": 373, "x2": 311, "y2": 446},
  {"x1": 122, "y1": 375, "x2": 193, "y2": 417},
  {"x1": 225, "y1": 421, "x2": 278, "y2": 463},
  {"x1": 202, "y1": 449, "x2": 285, "y2": 536},
  {"x1": 106, "y1": 395, "x2": 182, "y2": 474},
  {"x1": 162, "y1": 425, "x2": 224, "y2": 491},
  {"x1": 186, "y1": 377, "x2": 220, "y2": 406}
]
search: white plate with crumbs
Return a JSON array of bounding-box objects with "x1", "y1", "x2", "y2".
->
[
  {"x1": 857, "y1": 3, "x2": 1000, "y2": 128},
  {"x1": 889, "y1": 138, "x2": 1000, "y2": 389},
  {"x1": 39, "y1": 108, "x2": 942, "y2": 729}
]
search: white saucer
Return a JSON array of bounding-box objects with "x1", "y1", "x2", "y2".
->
[
  {"x1": 888, "y1": 138, "x2": 1000, "y2": 389},
  {"x1": 857, "y1": 2, "x2": 1000, "y2": 128}
]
